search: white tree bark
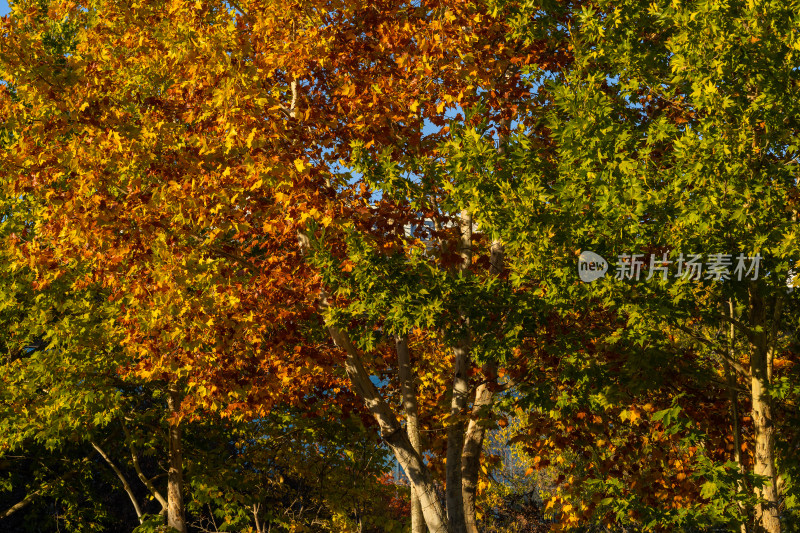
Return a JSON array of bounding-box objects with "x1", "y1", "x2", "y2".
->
[
  {"x1": 396, "y1": 335, "x2": 426, "y2": 533},
  {"x1": 166, "y1": 387, "x2": 188, "y2": 533},
  {"x1": 325, "y1": 320, "x2": 449, "y2": 533},
  {"x1": 462, "y1": 240, "x2": 503, "y2": 533}
]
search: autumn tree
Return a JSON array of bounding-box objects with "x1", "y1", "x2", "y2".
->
[{"x1": 0, "y1": 0, "x2": 574, "y2": 531}]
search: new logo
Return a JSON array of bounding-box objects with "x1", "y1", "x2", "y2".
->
[{"x1": 578, "y1": 251, "x2": 609, "y2": 283}]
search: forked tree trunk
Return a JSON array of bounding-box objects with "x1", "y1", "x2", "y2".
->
[
  {"x1": 445, "y1": 209, "x2": 474, "y2": 533},
  {"x1": 309, "y1": 208, "x2": 502, "y2": 533},
  {"x1": 166, "y1": 387, "x2": 188, "y2": 533},
  {"x1": 302, "y1": 235, "x2": 449, "y2": 532},
  {"x1": 326, "y1": 320, "x2": 449, "y2": 533},
  {"x1": 749, "y1": 289, "x2": 781, "y2": 533}
]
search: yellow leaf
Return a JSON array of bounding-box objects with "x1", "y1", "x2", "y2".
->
[
  {"x1": 246, "y1": 128, "x2": 257, "y2": 148},
  {"x1": 294, "y1": 159, "x2": 306, "y2": 172}
]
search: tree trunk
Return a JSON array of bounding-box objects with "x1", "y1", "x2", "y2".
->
[
  {"x1": 445, "y1": 209, "x2": 473, "y2": 533},
  {"x1": 166, "y1": 387, "x2": 188, "y2": 533},
  {"x1": 749, "y1": 288, "x2": 780, "y2": 533},
  {"x1": 326, "y1": 321, "x2": 449, "y2": 533},
  {"x1": 396, "y1": 335, "x2": 426, "y2": 533},
  {"x1": 462, "y1": 240, "x2": 503, "y2": 533},
  {"x1": 446, "y1": 343, "x2": 470, "y2": 533},
  {"x1": 462, "y1": 362, "x2": 496, "y2": 533},
  {"x1": 724, "y1": 300, "x2": 747, "y2": 533},
  {"x1": 305, "y1": 231, "x2": 448, "y2": 532}
]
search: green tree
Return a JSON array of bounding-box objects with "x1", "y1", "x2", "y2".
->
[{"x1": 486, "y1": 0, "x2": 800, "y2": 531}]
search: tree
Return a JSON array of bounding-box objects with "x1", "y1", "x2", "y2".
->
[
  {"x1": 0, "y1": 1, "x2": 566, "y2": 531},
  {"x1": 484, "y1": 0, "x2": 800, "y2": 530}
]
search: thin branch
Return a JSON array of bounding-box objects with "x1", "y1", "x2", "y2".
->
[
  {"x1": 1, "y1": 488, "x2": 43, "y2": 520},
  {"x1": 674, "y1": 323, "x2": 752, "y2": 379},
  {"x1": 121, "y1": 421, "x2": 168, "y2": 513},
  {"x1": 709, "y1": 312, "x2": 756, "y2": 343},
  {"x1": 90, "y1": 440, "x2": 143, "y2": 521},
  {"x1": 226, "y1": 0, "x2": 250, "y2": 18},
  {"x1": 767, "y1": 295, "x2": 785, "y2": 383}
]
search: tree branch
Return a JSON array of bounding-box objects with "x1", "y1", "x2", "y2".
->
[
  {"x1": 90, "y1": 440, "x2": 143, "y2": 522},
  {"x1": 121, "y1": 421, "x2": 168, "y2": 514},
  {"x1": 1, "y1": 458, "x2": 89, "y2": 519},
  {"x1": 674, "y1": 323, "x2": 752, "y2": 379},
  {"x1": 709, "y1": 312, "x2": 755, "y2": 343}
]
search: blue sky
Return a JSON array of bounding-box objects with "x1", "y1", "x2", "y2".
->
[{"x1": 0, "y1": 1, "x2": 9, "y2": 16}]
